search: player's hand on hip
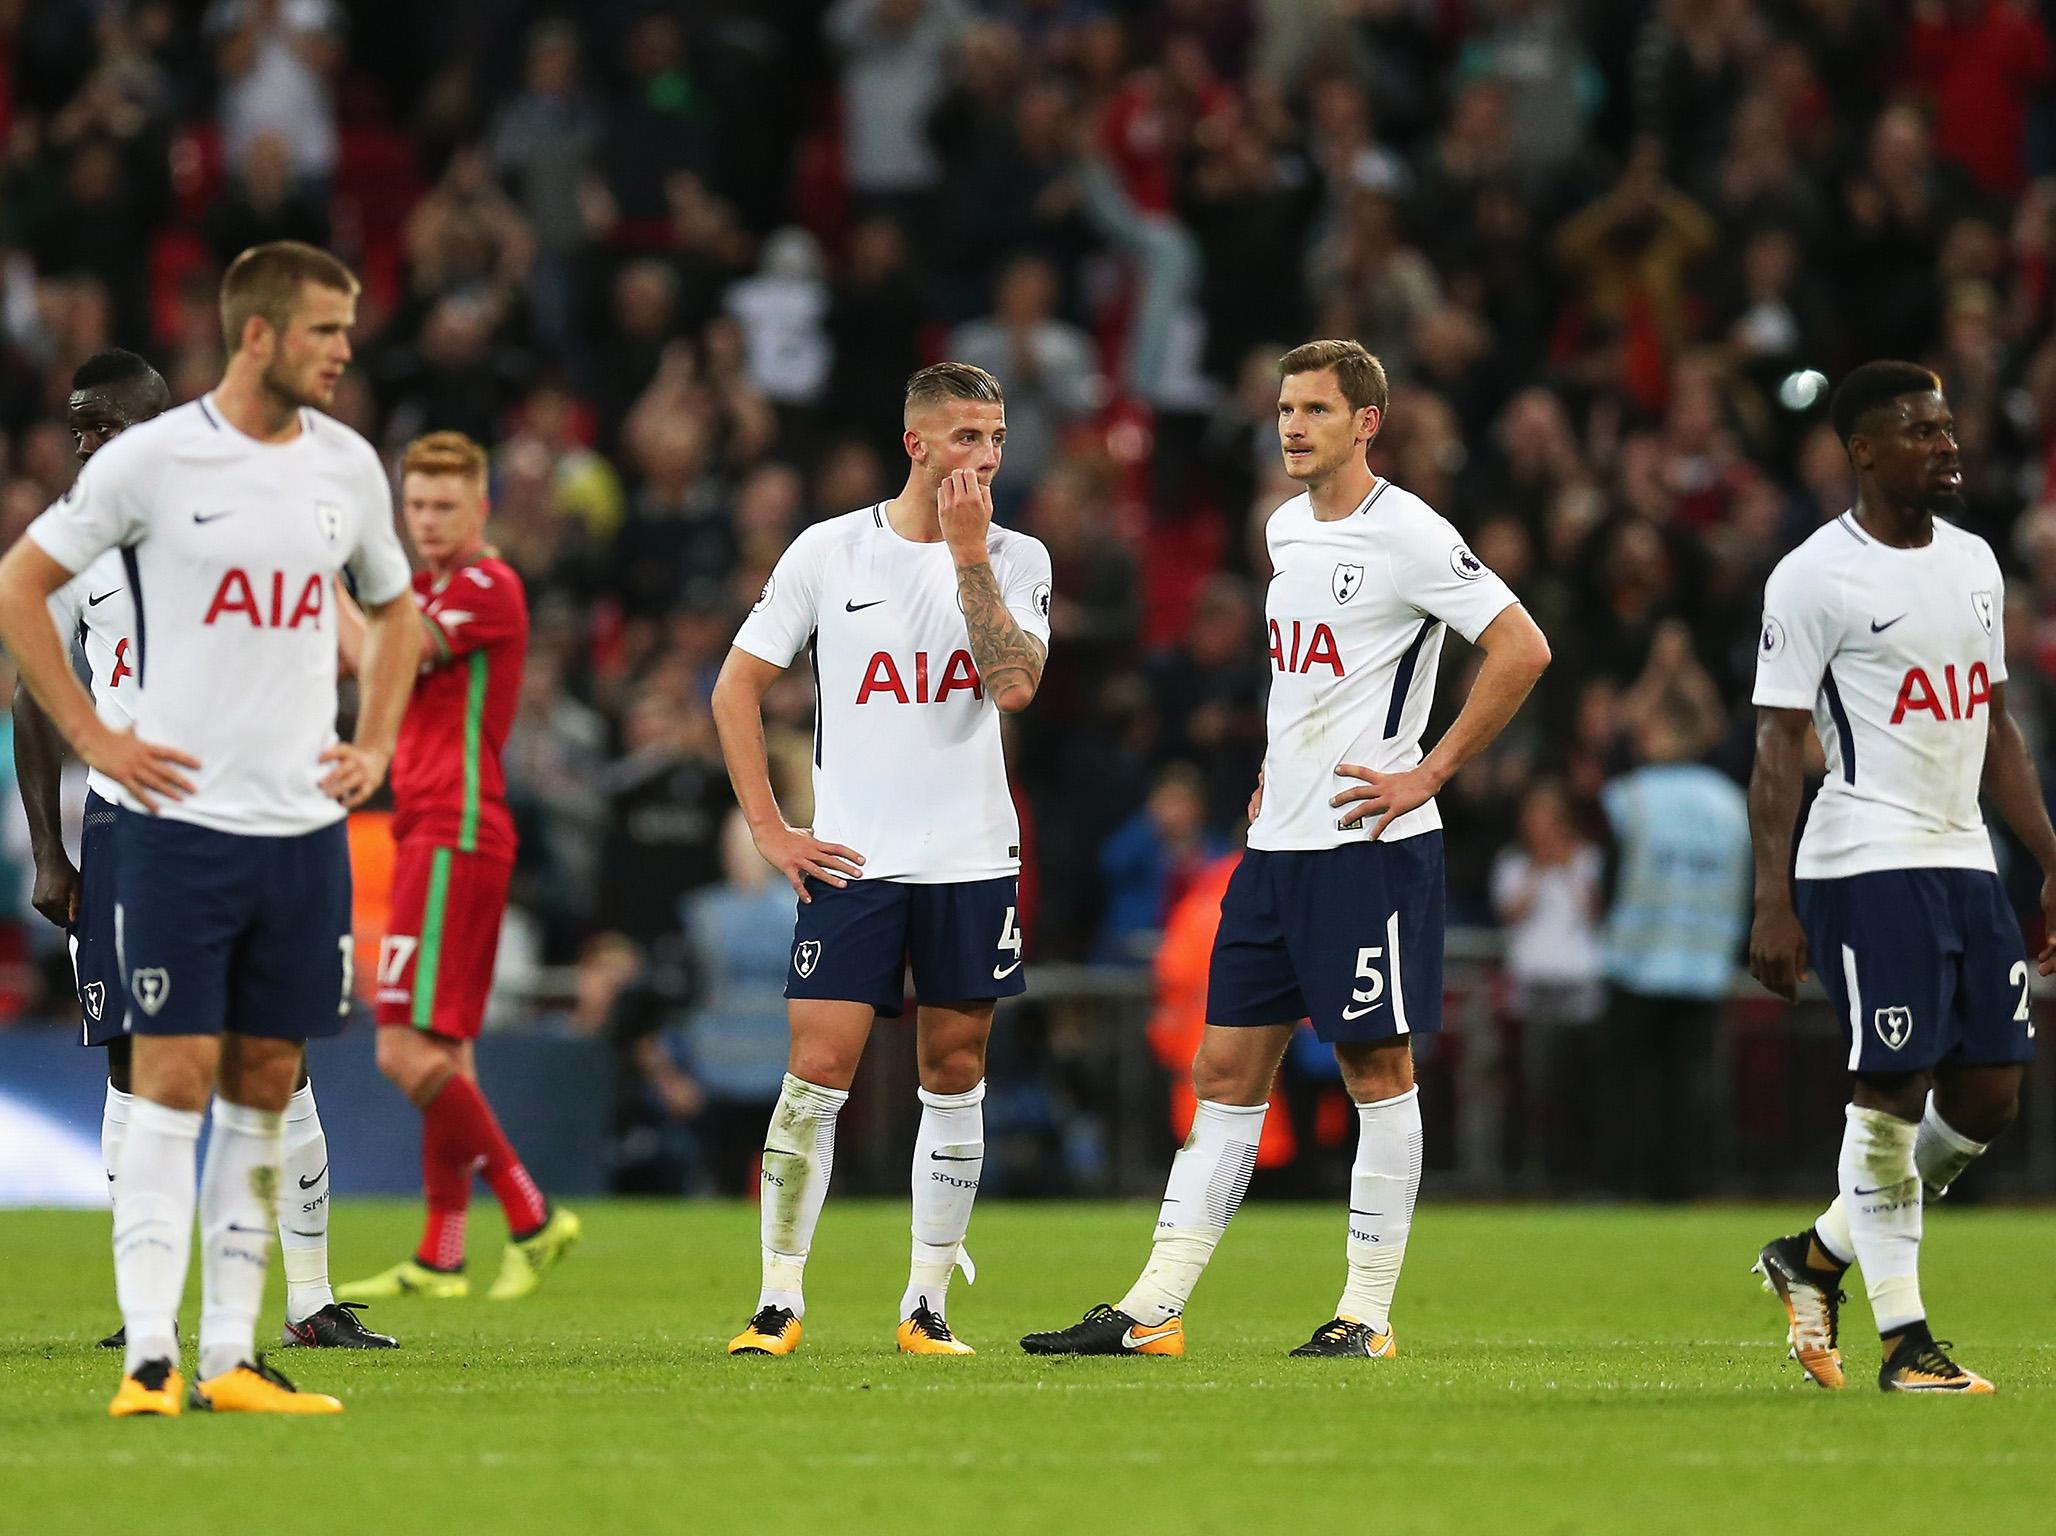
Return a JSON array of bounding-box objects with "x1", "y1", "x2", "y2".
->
[
  {"x1": 30, "y1": 854, "x2": 79, "y2": 928},
  {"x1": 318, "y1": 742, "x2": 391, "y2": 808},
  {"x1": 754, "y1": 821, "x2": 864, "y2": 902},
  {"x1": 1247, "y1": 769, "x2": 1264, "y2": 825},
  {"x1": 81, "y1": 724, "x2": 199, "y2": 814},
  {"x1": 1748, "y1": 906, "x2": 1809, "y2": 1000},
  {"x1": 1331, "y1": 762, "x2": 1437, "y2": 840},
  {"x1": 938, "y1": 468, "x2": 994, "y2": 557}
]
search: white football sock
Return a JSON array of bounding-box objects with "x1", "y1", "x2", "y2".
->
[
  {"x1": 901, "y1": 1080, "x2": 984, "y2": 1322},
  {"x1": 1118, "y1": 1098, "x2": 1266, "y2": 1327},
  {"x1": 115, "y1": 1098, "x2": 201, "y2": 1376},
  {"x1": 197, "y1": 1099, "x2": 283, "y2": 1381},
  {"x1": 757, "y1": 1073, "x2": 848, "y2": 1317},
  {"x1": 1913, "y1": 1091, "x2": 1987, "y2": 1197},
  {"x1": 1812, "y1": 1091, "x2": 1987, "y2": 1268},
  {"x1": 277, "y1": 1079, "x2": 334, "y2": 1324},
  {"x1": 1335, "y1": 1086, "x2": 1422, "y2": 1333},
  {"x1": 1838, "y1": 1103, "x2": 1924, "y2": 1336},
  {"x1": 102, "y1": 1081, "x2": 131, "y2": 1199}
]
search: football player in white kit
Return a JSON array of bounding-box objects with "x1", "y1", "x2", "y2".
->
[
  {"x1": 12, "y1": 349, "x2": 394, "y2": 1357},
  {"x1": 1023, "y1": 340, "x2": 1551, "y2": 1359},
  {"x1": 711, "y1": 362, "x2": 1051, "y2": 1357},
  {"x1": 1748, "y1": 362, "x2": 2056, "y2": 1395},
  {"x1": 0, "y1": 243, "x2": 422, "y2": 1417}
]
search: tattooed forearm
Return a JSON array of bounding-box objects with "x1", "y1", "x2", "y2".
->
[{"x1": 955, "y1": 560, "x2": 1045, "y2": 712}]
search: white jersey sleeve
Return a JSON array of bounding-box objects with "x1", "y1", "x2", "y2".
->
[
  {"x1": 341, "y1": 443, "x2": 411, "y2": 606},
  {"x1": 1388, "y1": 510, "x2": 1518, "y2": 643},
  {"x1": 1751, "y1": 555, "x2": 1845, "y2": 710},
  {"x1": 26, "y1": 433, "x2": 152, "y2": 575},
  {"x1": 995, "y1": 532, "x2": 1054, "y2": 648},
  {"x1": 733, "y1": 526, "x2": 826, "y2": 667}
]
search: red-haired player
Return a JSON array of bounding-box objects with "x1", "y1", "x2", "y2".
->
[{"x1": 339, "y1": 431, "x2": 579, "y2": 1304}]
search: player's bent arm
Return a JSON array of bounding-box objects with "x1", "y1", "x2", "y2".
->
[
  {"x1": 1416, "y1": 603, "x2": 1550, "y2": 786},
  {"x1": 955, "y1": 561, "x2": 1047, "y2": 714},
  {"x1": 332, "y1": 577, "x2": 366, "y2": 678},
  {"x1": 320, "y1": 590, "x2": 425, "y2": 808},
  {"x1": 0, "y1": 540, "x2": 107, "y2": 754},
  {"x1": 1982, "y1": 685, "x2": 2056, "y2": 971},
  {"x1": 0, "y1": 540, "x2": 197, "y2": 810},
  {"x1": 11, "y1": 682, "x2": 77, "y2": 925},
  {"x1": 353, "y1": 590, "x2": 424, "y2": 757},
  {"x1": 1982, "y1": 685, "x2": 2056, "y2": 872},
  {"x1": 1333, "y1": 604, "x2": 1549, "y2": 837},
  {"x1": 711, "y1": 646, "x2": 863, "y2": 899},
  {"x1": 1746, "y1": 706, "x2": 1812, "y2": 999},
  {"x1": 711, "y1": 647, "x2": 788, "y2": 836}
]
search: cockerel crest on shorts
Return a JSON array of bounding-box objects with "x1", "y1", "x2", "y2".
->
[{"x1": 793, "y1": 940, "x2": 822, "y2": 978}]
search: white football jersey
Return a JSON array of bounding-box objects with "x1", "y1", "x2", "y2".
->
[
  {"x1": 1249, "y1": 480, "x2": 1519, "y2": 851},
  {"x1": 1753, "y1": 511, "x2": 2006, "y2": 878},
  {"x1": 27, "y1": 396, "x2": 413, "y2": 836},
  {"x1": 732, "y1": 503, "x2": 1053, "y2": 883},
  {"x1": 46, "y1": 548, "x2": 137, "y2": 804}
]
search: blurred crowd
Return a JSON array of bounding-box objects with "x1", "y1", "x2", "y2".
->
[{"x1": 3, "y1": 0, "x2": 2056, "y2": 1192}]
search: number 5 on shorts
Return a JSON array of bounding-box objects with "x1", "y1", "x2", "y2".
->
[{"x1": 994, "y1": 905, "x2": 1023, "y2": 980}]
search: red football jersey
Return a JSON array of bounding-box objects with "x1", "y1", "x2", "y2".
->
[{"x1": 390, "y1": 554, "x2": 527, "y2": 860}]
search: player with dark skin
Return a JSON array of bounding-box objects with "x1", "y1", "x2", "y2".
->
[
  {"x1": 1748, "y1": 382, "x2": 2056, "y2": 1303},
  {"x1": 12, "y1": 359, "x2": 172, "y2": 939}
]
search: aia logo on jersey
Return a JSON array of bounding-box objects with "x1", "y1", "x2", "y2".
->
[
  {"x1": 203, "y1": 570, "x2": 325, "y2": 629},
  {"x1": 109, "y1": 637, "x2": 133, "y2": 687},
  {"x1": 1269, "y1": 619, "x2": 1344, "y2": 677},
  {"x1": 856, "y1": 649, "x2": 983, "y2": 704},
  {"x1": 1890, "y1": 662, "x2": 1990, "y2": 724}
]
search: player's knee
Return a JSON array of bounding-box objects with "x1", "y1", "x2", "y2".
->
[
  {"x1": 1937, "y1": 1082, "x2": 2018, "y2": 1144},
  {"x1": 918, "y1": 1044, "x2": 985, "y2": 1096},
  {"x1": 375, "y1": 1026, "x2": 447, "y2": 1102},
  {"x1": 1190, "y1": 1053, "x2": 1270, "y2": 1106},
  {"x1": 1337, "y1": 1042, "x2": 1414, "y2": 1104},
  {"x1": 1852, "y1": 1071, "x2": 1927, "y2": 1122}
]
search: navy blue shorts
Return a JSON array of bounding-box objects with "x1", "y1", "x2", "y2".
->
[
  {"x1": 70, "y1": 791, "x2": 122, "y2": 1047},
  {"x1": 114, "y1": 808, "x2": 353, "y2": 1039},
  {"x1": 1796, "y1": 867, "x2": 2035, "y2": 1074},
  {"x1": 787, "y1": 875, "x2": 1026, "y2": 1017},
  {"x1": 1207, "y1": 834, "x2": 1445, "y2": 1044}
]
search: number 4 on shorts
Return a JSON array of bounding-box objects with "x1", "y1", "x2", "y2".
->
[{"x1": 994, "y1": 905, "x2": 1023, "y2": 980}]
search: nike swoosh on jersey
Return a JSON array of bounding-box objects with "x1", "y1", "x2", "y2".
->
[
  {"x1": 87, "y1": 589, "x2": 122, "y2": 606},
  {"x1": 1870, "y1": 615, "x2": 1907, "y2": 633},
  {"x1": 845, "y1": 598, "x2": 887, "y2": 612},
  {"x1": 191, "y1": 509, "x2": 239, "y2": 524},
  {"x1": 992, "y1": 959, "x2": 1023, "y2": 979}
]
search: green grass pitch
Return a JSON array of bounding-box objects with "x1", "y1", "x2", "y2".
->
[{"x1": 4, "y1": 1200, "x2": 2051, "y2": 1534}]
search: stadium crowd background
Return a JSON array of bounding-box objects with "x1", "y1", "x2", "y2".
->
[{"x1": 2, "y1": 0, "x2": 2055, "y2": 1196}]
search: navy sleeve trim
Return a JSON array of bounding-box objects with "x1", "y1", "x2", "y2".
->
[
  {"x1": 1383, "y1": 617, "x2": 1437, "y2": 739},
  {"x1": 1822, "y1": 665, "x2": 1856, "y2": 783}
]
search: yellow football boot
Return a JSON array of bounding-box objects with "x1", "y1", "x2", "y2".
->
[
  {"x1": 728, "y1": 1305, "x2": 803, "y2": 1356},
  {"x1": 487, "y1": 1206, "x2": 582, "y2": 1300},
  {"x1": 897, "y1": 1305, "x2": 975, "y2": 1356},
  {"x1": 1880, "y1": 1337, "x2": 1996, "y2": 1395},
  {"x1": 1754, "y1": 1233, "x2": 1846, "y2": 1390},
  {"x1": 108, "y1": 1359, "x2": 182, "y2": 1418},
  {"x1": 335, "y1": 1258, "x2": 469, "y2": 1302},
  {"x1": 189, "y1": 1357, "x2": 343, "y2": 1414}
]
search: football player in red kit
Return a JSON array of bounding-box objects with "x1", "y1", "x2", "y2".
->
[{"x1": 339, "y1": 431, "x2": 580, "y2": 1303}]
